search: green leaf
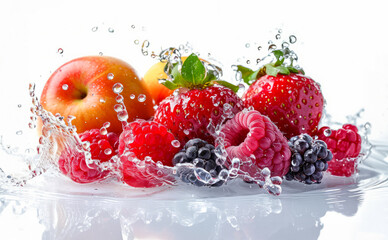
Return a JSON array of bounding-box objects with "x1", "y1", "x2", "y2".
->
[
  {"x1": 181, "y1": 53, "x2": 206, "y2": 85},
  {"x1": 265, "y1": 64, "x2": 280, "y2": 77},
  {"x1": 272, "y1": 50, "x2": 283, "y2": 60},
  {"x1": 277, "y1": 66, "x2": 290, "y2": 75},
  {"x1": 203, "y1": 70, "x2": 218, "y2": 83},
  {"x1": 214, "y1": 80, "x2": 239, "y2": 93},
  {"x1": 161, "y1": 80, "x2": 178, "y2": 90},
  {"x1": 288, "y1": 67, "x2": 299, "y2": 73},
  {"x1": 236, "y1": 65, "x2": 260, "y2": 85}
]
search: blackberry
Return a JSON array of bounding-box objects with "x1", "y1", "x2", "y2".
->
[
  {"x1": 172, "y1": 138, "x2": 226, "y2": 187},
  {"x1": 285, "y1": 134, "x2": 333, "y2": 184}
]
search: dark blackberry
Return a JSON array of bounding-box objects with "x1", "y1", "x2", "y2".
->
[
  {"x1": 172, "y1": 138, "x2": 227, "y2": 187},
  {"x1": 286, "y1": 134, "x2": 333, "y2": 184}
]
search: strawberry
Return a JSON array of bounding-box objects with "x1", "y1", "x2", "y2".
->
[
  {"x1": 239, "y1": 50, "x2": 324, "y2": 139},
  {"x1": 154, "y1": 53, "x2": 243, "y2": 146}
]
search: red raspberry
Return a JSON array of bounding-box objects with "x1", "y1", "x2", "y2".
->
[
  {"x1": 317, "y1": 124, "x2": 362, "y2": 177},
  {"x1": 58, "y1": 129, "x2": 119, "y2": 183},
  {"x1": 220, "y1": 110, "x2": 291, "y2": 177},
  {"x1": 118, "y1": 120, "x2": 180, "y2": 188}
]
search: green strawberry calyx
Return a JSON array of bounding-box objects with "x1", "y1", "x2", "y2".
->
[
  {"x1": 237, "y1": 49, "x2": 305, "y2": 85},
  {"x1": 161, "y1": 53, "x2": 239, "y2": 92}
]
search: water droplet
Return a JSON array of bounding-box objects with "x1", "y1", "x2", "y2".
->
[
  {"x1": 82, "y1": 141, "x2": 90, "y2": 150},
  {"x1": 17, "y1": 104, "x2": 22, "y2": 108},
  {"x1": 99, "y1": 52, "x2": 103, "y2": 56},
  {"x1": 62, "y1": 84, "x2": 68, "y2": 90},
  {"x1": 278, "y1": 29, "x2": 282, "y2": 33},
  {"x1": 130, "y1": 94, "x2": 136, "y2": 100},
  {"x1": 256, "y1": 58, "x2": 261, "y2": 64},
  {"x1": 113, "y1": 83, "x2": 123, "y2": 94},
  {"x1": 246, "y1": 60, "x2": 251, "y2": 64},
  {"x1": 257, "y1": 46, "x2": 262, "y2": 51},
  {"x1": 219, "y1": 169, "x2": 229, "y2": 180},
  {"x1": 138, "y1": 94, "x2": 146, "y2": 102},
  {"x1": 91, "y1": 26, "x2": 98, "y2": 32},
  {"x1": 57, "y1": 48, "x2": 63, "y2": 54},
  {"x1": 99, "y1": 98, "x2": 105, "y2": 103},
  {"x1": 115, "y1": 95, "x2": 124, "y2": 103},
  {"x1": 268, "y1": 44, "x2": 277, "y2": 50},
  {"x1": 245, "y1": 43, "x2": 250, "y2": 48},
  {"x1": 261, "y1": 167, "x2": 271, "y2": 177},
  {"x1": 323, "y1": 128, "x2": 332, "y2": 137},
  {"x1": 103, "y1": 122, "x2": 110, "y2": 128},
  {"x1": 117, "y1": 110, "x2": 129, "y2": 121},
  {"x1": 171, "y1": 140, "x2": 180, "y2": 148},
  {"x1": 183, "y1": 129, "x2": 190, "y2": 135},
  {"x1": 131, "y1": 25, "x2": 135, "y2": 29},
  {"x1": 141, "y1": 40, "x2": 150, "y2": 56},
  {"x1": 108, "y1": 27, "x2": 114, "y2": 33},
  {"x1": 104, "y1": 148, "x2": 112, "y2": 155},
  {"x1": 282, "y1": 42, "x2": 289, "y2": 49},
  {"x1": 275, "y1": 34, "x2": 281, "y2": 40},
  {"x1": 289, "y1": 35, "x2": 297, "y2": 44},
  {"x1": 107, "y1": 73, "x2": 114, "y2": 80},
  {"x1": 114, "y1": 104, "x2": 124, "y2": 112},
  {"x1": 231, "y1": 158, "x2": 240, "y2": 169},
  {"x1": 100, "y1": 127, "x2": 108, "y2": 135},
  {"x1": 16, "y1": 130, "x2": 23, "y2": 135},
  {"x1": 134, "y1": 40, "x2": 139, "y2": 45}
]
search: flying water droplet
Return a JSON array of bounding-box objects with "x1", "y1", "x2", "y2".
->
[
  {"x1": 99, "y1": 52, "x2": 103, "y2": 56},
  {"x1": 99, "y1": 98, "x2": 105, "y2": 103},
  {"x1": 103, "y1": 122, "x2": 110, "y2": 128},
  {"x1": 117, "y1": 110, "x2": 129, "y2": 122},
  {"x1": 131, "y1": 25, "x2": 135, "y2": 29},
  {"x1": 62, "y1": 84, "x2": 68, "y2": 90},
  {"x1": 91, "y1": 26, "x2": 98, "y2": 32},
  {"x1": 258, "y1": 46, "x2": 262, "y2": 51},
  {"x1": 17, "y1": 104, "x2": 22, "y2": 108},
  {"x1": 114, "y1": 104, "x2": 124, "y2": 112},
  {"x1": 245, "y1": 43, "x2": 250, "y2": 48},
  {"x1": 141, "y1": 40, "x2": 150, "y2": 56},
  {"x1": 108, "y1": 27, "x2": 114, "y2": 33},
  {"x1": 16, "y1": 130, "x2": 23, "y2": 135},
  {"x1": 138, "y1": 94, "x2": 146, "y2": 102},
  {"x1": 134, "y1": 40, "x2": 139, "y2": 45},
  {"x1": 289, "y1": 35, "x2": 297, "y2": 44},
  {"x1": 246, "y1": 60, "x2": 251, "y2": 64},
  {"x1": 116, "y1": 95, "x2": 124, "y2": 103},
  {"x1": 113, "y1": 83, "x2": 123, "y2": 94},
  {"x1": 107, "y1": 73, "x2": 114, "y2": 80},
  {"x1": 100, "y1": 127, "x2": 108, "y2": 135},
  {"x1": 275, "y1": 34, "x2": 281, "y2": 39},
  {"x1": 282, "y1": 42, "x2": 289, "y2": 49},
  {"x1": 268, "y1": 44, "x2": 277, "y2": 50},
  {"x1": 130, "y1": 94, "x2": 135, "y2": 100},
  {"x1": 57, "y1": 48, "x2": 64, "y2": 54}
]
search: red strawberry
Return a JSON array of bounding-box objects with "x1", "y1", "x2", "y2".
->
[
  {"x1": 58, "y1": 129, "x2": 119, "y2": 183},
  {"x1": 154, "y1": 53, "x2": 243, "y2": 146},
  {"x1": 118, "y1": 120, "x2": 180, "y2": 188},
  {"x1": 239, "y1": 50, "x2": 324, "y2": 139},
  {"x1": 317, "y1": 124, "x2": 362, "y2": 177}
]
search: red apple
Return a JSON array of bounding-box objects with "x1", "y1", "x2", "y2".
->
[{"x1": 39, "y1": 56, "x2": 154, "y2": 135}]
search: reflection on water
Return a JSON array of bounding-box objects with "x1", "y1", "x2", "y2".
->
[{"x1": 0, "y1": 145, "x2": 387, "y2": 239}]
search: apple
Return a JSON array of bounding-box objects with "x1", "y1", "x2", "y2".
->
[
  {"x1": 39, "y1": 56, "x2": 154, "y2": 135},
  {"x1": 143, "y1": 56, "x2": 207, "y2": 105}
]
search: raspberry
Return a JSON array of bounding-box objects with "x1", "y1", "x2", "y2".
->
[
  {"x1": 285, "y1": 134, "x2": 333, "y2": 184},
  {"x1": 317, "y1": 124, "x2": 362, "y2": 177},
  {"x1": 118, "y1": 120, "x2": 180, "y2": 188},
  {"x1": 219, "y1": 110, "x2": 291, "y2": 177},
  {"x1": 58, "y1": 129, "x2": 119, "y2": 183},
  {"x1": 173, "y1": 138, "x2": 227, "y2": 187}
]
